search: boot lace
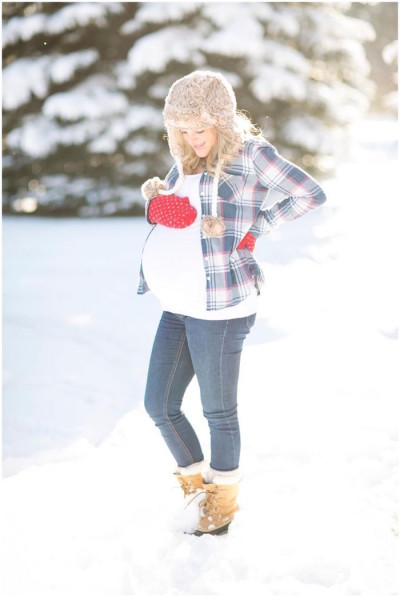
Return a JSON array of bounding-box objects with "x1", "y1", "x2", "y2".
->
[
  {"x1": 179, "y1": 478, "x2": 200, "y2": 498},
  {"x1": 185, "y1": 486, "x2": 219, "y2": 514}
]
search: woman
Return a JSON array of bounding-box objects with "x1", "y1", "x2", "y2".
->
[{"x1": 138, "y1": 71, "x2": 326, "y2": 536}]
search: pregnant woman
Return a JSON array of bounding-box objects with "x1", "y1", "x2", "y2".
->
[{"x1": 138, "y1": 70, "x2": 326, "y2": 536}]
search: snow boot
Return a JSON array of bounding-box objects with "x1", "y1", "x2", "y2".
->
[
  {"x1": 194, "y1": 470, "x2": 241, "y2": 536},
  {"x1": 174, "y1": 461, "x2": 205, "y2": 498}
]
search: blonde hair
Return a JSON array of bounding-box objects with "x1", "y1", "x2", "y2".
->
[{"x1": 166, "y1": 110, "x2": 266, "y2": 177}]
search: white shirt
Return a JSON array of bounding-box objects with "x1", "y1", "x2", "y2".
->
[{"x1": 142, "y1": 173, "x2": 258, "y2": 319}]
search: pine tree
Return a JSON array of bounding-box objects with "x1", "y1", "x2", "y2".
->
[
  {"x1": 2, "y1": 2, "x2": 381, "y2": 216},
  {"x1": 349, "y1": 1, "x2": 398, "y2": 112}
]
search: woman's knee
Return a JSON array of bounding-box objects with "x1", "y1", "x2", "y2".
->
[
  {"x1": 144, "y1": 388, "x2": 163, "y2": 422},
  {"x1": 203, "y1": 404, "x2": 239, "y2": 428},
  {"x1": 144, "y1": 390, "x2": 181, "y2": 424}
]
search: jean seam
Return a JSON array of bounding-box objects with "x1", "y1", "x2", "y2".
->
[
  {"x1": 218, "y1": 319, "x2": 237, "y2": 469},
  {"x1": 164, "y1": 329, "x2": 196, "y2": 465}
]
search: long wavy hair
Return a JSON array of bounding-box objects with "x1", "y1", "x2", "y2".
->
[{"x1": 166, "y1": 111, "x2": 266, "y2": 177}]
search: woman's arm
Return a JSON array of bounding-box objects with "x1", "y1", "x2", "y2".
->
[{"x1": 250, "y1": 142, "x2": 327, "y2": 237}]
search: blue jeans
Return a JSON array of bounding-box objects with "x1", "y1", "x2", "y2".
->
[{"x1": 144, "y1": 311, "x2": 256, "y2": 472}]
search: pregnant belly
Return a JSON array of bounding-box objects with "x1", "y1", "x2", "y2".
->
[{"x1": 142, "y1": 224, "x2": 206, "y2": 308}]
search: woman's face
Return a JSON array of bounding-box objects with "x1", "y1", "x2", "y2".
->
[{"x1": 181, "y1": 127, "x2": 218, "y2": 158}]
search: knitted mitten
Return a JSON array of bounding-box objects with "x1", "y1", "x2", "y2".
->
[
  {"x1": 148, "y1": 195, "x2": 197, "y2": 228},
  {"x1": 237, "y1": 231, "x2": 256, "y2": 252}
]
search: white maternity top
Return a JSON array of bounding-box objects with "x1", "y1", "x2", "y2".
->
[{"x1": 142, "y1": 173, "x2": 258, "y2": 320}]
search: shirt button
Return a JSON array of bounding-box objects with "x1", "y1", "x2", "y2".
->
[{"x1": 207, "y1": 276, "x2": 211, "y2": 281}]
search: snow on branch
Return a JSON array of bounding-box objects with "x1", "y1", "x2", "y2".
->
[
  {"x1": 202, "y1": 13, "x2": 265, "y2": 58},
  {"x1": 121, "y1": 2, "x2": 200, "y2": 35},
  {"x1": 282, "y1": 115, "x2": 336, "y2": 154},
  {"x1": 3, "y1": 50, "x2": 99, "y2": 110},
  {"x1": 250, "y1": 64, "x2": 308, "y2": 103},
  {"x1": 3, "y1": 3, "x2": 123, "y2": 47},
  {"x1": 43, "y1": 76, "x2": 128, "y2": 121},
  {"x1": 7, "y1": 115, "x2": 105, "y2": 158},
  {"x1": 383, "y1": 40, "x2": 398, "y2": 66},
  {"x1": 7, "y1": 102, "x2": 163, "y2": 159},
  {"x1": 127, "y1": 26, "x2": 205, "y2": 78}
]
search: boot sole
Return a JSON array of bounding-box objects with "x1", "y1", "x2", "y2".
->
[{"x1": 191, "y1": 523, "x2": 230, "y2": 537}]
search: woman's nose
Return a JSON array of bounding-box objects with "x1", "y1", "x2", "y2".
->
[{"x1": 188, "y1": 132, "x2": 199, "y2": 144}]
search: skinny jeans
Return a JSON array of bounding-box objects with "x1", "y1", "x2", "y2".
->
[{"x1": 144, "y1": 311, "x2": 256, "y2": 471}]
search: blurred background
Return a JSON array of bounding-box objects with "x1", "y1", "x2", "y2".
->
[{"x1": 2, "y1": 1, "x2": 398, "y2": 217}]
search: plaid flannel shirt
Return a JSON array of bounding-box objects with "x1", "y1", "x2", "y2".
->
[{"x1": 137, "y1": 139, "x2": 326, "y2": 310}]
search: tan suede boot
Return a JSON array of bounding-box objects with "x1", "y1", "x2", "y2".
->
[
  {"x1": 173, "y1": 461, "x2": 205, "y2": 497},
  {"x1": 174, "y1": 472, "x2": 204, "y2": 497},
  {"x1": 194, "y1": 472, "x2": 241, "y2": 536}
]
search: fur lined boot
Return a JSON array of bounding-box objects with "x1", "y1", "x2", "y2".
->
[
  {"x1": 174, "y1": 461, "x2": 205, "y2": 498},
  {"x1": 194, "y1": 469, "x2": 241, "y2": 536}
]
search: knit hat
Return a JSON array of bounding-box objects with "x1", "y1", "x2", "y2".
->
[{"x1": 163, "y1": 70, "x2": 237, "y2": 132}]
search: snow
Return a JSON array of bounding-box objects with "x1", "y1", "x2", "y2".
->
[
  {"x1": 3, "y1": 51, "x2": 99, "y2": 110},
  {"x1": 121, "y1": 2, "x2": 200, "y2": 35},
  {"x1": 201, "y1": 3, "x2": 267, "y2": 58},
  {"x1": 281, "y1": 116, "x2": 334, "y2": 154},
  {"x1": 43, "y1": 76, "x2": 128, "y2": 121},
  {"x1": 315, "y1": 37, "x2": 371, "y2": 85},
  {"x1": 203, "y1": 2, "x2": 272, "y2": 28},
  {"x1": 301, "y1": 6, "x2": 375, "y2": 50},
  {"x1": 124, "y1": 138, "x2": 159, "y2": 156},
  {"x1": 7, "y1": 103, "x2": 162, "y2": 159},
  {"x1": 331, "y1": 11, "x2": 376, "y2": 43},
  {"x1": 2, "y1": 117, "x2": 399, "y2": 595},
  {"x1": 261, "y1": 41, "x2": 310, "y2": 74},
  {"x1": 2, "y1": 12, "x2": 47, "y2": 46},
  {"x1": 7, "y1": 115, "x2": 105, "y2": 158},
  {"x1": 2, "y1": 3, "x2": 123, "y2": 47},
  {"x1": 123, "y1": 105, "x2": 164, "y2": 132},
  {"x1": 3, "y1": 57, "x2": 49, "y2": 109},
  {"x1": 266, "y1": 7, "x2": 300, "y2": 38},
  {"x1": 50, "y1": 50, "x2": 99, "y2": 84},
  {"x1": 202, "y1": 10, "x2": 265, "y2": 58},
  {"x1": 45, "y1": 3, "x2": 123, "y2": 35},
  {"x1": 88, "y1": 135, "x2": 117, "y2": 154},
  {"x1": 124, "y1": 3, "x2": 315, "y2": 78},
  {"x1": 383, "y1": 40, "x2": 398, "y2": 65},
  {"x1": 307, "y1": 80, "x2": 371, "y2": 125},
  {"x1": 250, "y1": 63, "x2": 308, "y2": 103},
  {"x1": 126, "y1": 26, "x2": 206, "y2": 79}
]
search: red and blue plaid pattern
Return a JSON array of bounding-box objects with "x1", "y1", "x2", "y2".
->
[{"x1": 138, "y1": 140, "x2": 326, "y2": 310}]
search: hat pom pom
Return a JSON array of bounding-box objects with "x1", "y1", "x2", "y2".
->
[
  {"x1": 201, "y1": 215, "x2": 226, "y2": 237},
  {"x1": 141, "y1": 177, "x2": 165, "y2": 201}
]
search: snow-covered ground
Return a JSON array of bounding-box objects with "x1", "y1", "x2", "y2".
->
[{"x1": 2, "y1": 117, "x2": 399, "y2": 596}]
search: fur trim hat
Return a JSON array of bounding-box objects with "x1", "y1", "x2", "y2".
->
[{"x1": 163, "y1": 70, "x2": 237, "y2": 131}]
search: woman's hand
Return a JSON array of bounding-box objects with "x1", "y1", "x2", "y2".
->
[
  {"x1": 141, "y1": 177, "x2": 166, "y2": 201},
  {"x1": 148, "y1": 195, "x2": 197, "y2": 228},
  {"x1": 237, "y1": 232, "x2": 256, "y2": 252}
]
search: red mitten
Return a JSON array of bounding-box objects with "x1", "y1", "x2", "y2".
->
[
  {"x1": 148, "y1": 195, "x2": 197, "y2": 228},
  {"x1": 237, "y1": 232, "x2": 256, "y2": 252}
]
